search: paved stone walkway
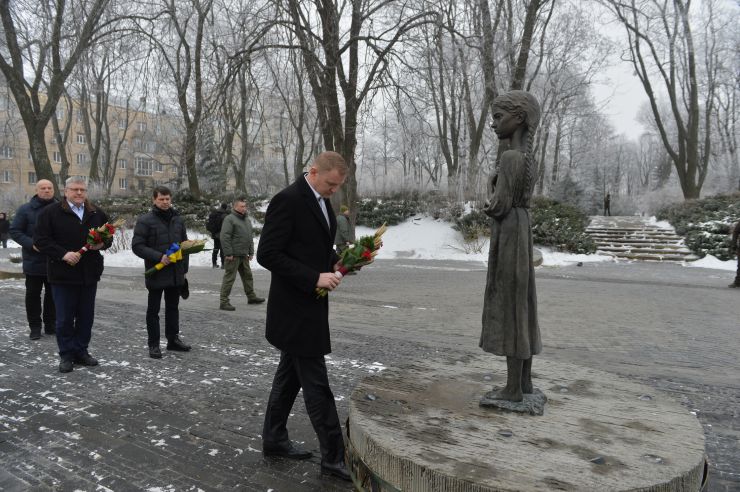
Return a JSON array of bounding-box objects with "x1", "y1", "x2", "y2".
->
[{"x1": 0, "y1": 254, "x2": 738, "y2": 491}]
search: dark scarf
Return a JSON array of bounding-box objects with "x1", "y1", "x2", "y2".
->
[{"x1": 153, "y1": 206, "x2": 175, "y2": 222}]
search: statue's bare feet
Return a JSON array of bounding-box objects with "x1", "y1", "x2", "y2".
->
[{"x1": 487, "y1": 386, "x2": 523, "y2": 402}]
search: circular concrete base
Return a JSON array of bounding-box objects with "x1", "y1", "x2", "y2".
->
[{"x1": 348, "y1": 355, "x2": 705, "y2": 491}]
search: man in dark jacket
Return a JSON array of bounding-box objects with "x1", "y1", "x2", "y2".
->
[
  {"x1": 219, "y1": 197, "x2": 264, "y2": 310},
  {"x1": 132, "y1": 186, "x2": 191, "y2": 359},
  {"x1": 0, "y1": 212, "x2": 9, "y2": 247},
  {"x1": 257, "y1": 151, "x2": 351, "y2": 482},
  {"x1": 334, "y1": 205, "x2": 352, "y2": 255},
  {"x1": 34, "y1": 177, "x2": 111, "y2": 373},
  {"x1": 9, "y1": 179, "x2": 58, "y2": 340},
  {"x1": 730, "y1": 221, "x2": 740, "y2": 288},
  {"x1": 207, "y1": 203, "x2": 228, "y2": 268}
]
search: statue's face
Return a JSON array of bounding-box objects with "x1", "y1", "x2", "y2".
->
[{"x1": 491, "y1": 106, "x2": 523, "y2": 140}]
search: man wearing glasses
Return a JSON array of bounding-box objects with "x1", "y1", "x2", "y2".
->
[{"x1": 34, "y1": 177, "x2": 112, "y2": 373}]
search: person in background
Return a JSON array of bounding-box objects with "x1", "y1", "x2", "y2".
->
[
  {"x1": 206, "y1": 203, "x2": 228, "y2": 268},
  {"x1": 334, "y1": 205, "x2": 352, "y2": 255},
  {"x1": 257, "y1": 151, "x2": 351, "y2": 482},
  {"x1": 219, "y1": 197, "x2": 264, "y2": 310},
  {"x1": 729, "y1": 221, "x2": 740, "y2": 289},
  {"x1": 9, "y1": 179, "x2": 59, "y2": 340},
  {"x1": 132, "y1": 186, "x2": 192, "y2": 359},
  {"x1": 0, "y1": 212, "x2": 9, "y2": 248},
  {"x1": 603, "y1": 192, "x2": 611, "y2": 216},
  {"x1": 34, "y1": 177, "x2": 111, "y2": 373}
]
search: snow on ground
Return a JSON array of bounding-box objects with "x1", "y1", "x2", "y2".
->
[
  {"x1": 7, "y1": 214, "x2": 732, "y2": 272},
  {"x1": 645, "y1": 216, "x2": 674, "y2": 229}
]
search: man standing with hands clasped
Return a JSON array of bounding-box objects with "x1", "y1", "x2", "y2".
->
[
  {"x1": 257, "y1": 151, "x2": 352, "y2": 482},
  {"x1": 10, "y1": 179, "x2": 58, "y2": 340},
  {"x1": 219, "y1": 197, "x2": 264, "y2": 310},
  {"x1": 34, "y1": 177, "x2": 111, "y2": 373}
]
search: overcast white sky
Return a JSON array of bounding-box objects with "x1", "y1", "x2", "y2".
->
[{"x1": 592, "y1": 63, "x2": 649, "y2": 142}]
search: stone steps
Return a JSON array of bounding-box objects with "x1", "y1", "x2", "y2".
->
[{"x1": 586, "y1": 216, "x2": 698, "y2": 262}]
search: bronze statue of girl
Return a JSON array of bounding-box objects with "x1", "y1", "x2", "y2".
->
[{"x1": 481, "y1": 90, "x2": 542, "y2": 403}]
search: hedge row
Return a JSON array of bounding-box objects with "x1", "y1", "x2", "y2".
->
[{"x1": 656, "y1": 192, "x2": 740, "y2": 260}]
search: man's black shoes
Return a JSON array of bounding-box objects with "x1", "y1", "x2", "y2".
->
[
  {"x1": 247, "y1": 297, "x2": 265, "y2": 304},
  {"x1": 167, "y1": 337, "x2": 191, "y2": 352},
  {"x1": 30, "y1": 328, "x2": 41, "y2": 340},
  {"x1": 149, "y1": 346, "x2": 162, "y2": 359},
  {"x1": 59, "y1": 359, "x2": 73, "y2": 373},
  {"x1": 76, "y1": 353, "x2": 99, "y2": 366},
  {"x1": 262, "y1": 441, "x2": 313, "y2": 460},
  {"x1": 321, "y1": 460, "x2": 352, "y2": 481}
]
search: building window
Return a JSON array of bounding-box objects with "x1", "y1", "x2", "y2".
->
[
  {"x1": 133, "y1": 138, "x2": 142, "y2": 150},
  {"x1": 146, "y1": 141, "x2": 157, "y2": 153},
  {"x1": 76, "y1": 109, "x2": 84, "y2": 122},
  {"x1": 154, "y1": 161, "x2": 163, "y2": 173},
  {"x1": 137, "y1": 121, "x2": 147, "y2": 132},
  {"x1": 77, "y1": 153, "x2": 89, "y2": 165},
  {"x1": 118, "y1": 159, "x2": 127, "y2": 169},
  {"x1": 55, "y1": 108, "x2": 65, "y2": 120},
  {"x1": 119, "y1": 178, "x2": 127, "y2": 190},
  {"x1": 135, "y1": 157, "x2": 152, "y2": 176},
  {"x1": 2, "y1": 170, "x2": 12, "y2": 182},
  {"x1": 28, "y1": 171, "x2": 36, "y2": 184},
  {"x1": 117, "y1": 118, "x2": 126, "y2": 130},
  {"x1": 76, "y1": 133, "x2": 86, "y2": 144},
  {"x1": 1, "y1": 145, "x2": 14, "y2": 159},
  {"x1": 53, "y1": 151, "x2": 62, "y2": 163}
]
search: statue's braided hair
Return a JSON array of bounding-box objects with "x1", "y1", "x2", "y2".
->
[{"x1": 492, "y1": 90, "x2": 541, "y2": 203}]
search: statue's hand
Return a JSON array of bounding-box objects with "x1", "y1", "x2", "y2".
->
[{"x1": 483, "y1": 200, "x2": 495, "y2": 218}]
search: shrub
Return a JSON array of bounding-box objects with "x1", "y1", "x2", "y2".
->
[
  {"x1": 656, "y1": 192, "x2": 740, "y2": 260},
  {"x1": 356, "y1": 195, "x2": 422, "y2": 227},
  {"x1": 530, "y1": 196, "x2": 596, "y2": 254}
]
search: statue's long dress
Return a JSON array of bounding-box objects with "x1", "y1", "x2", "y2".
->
[{"x1": 480, "y1": 150, "x2": 541, "y2": 359}]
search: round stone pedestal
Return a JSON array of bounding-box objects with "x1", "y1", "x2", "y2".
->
[{"x1": 348, "y1": 356, "x2": 706, "y2": 491}]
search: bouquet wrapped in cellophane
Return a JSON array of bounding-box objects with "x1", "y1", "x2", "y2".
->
[
  {"x1": 316, "y1": 223, "x2": 387, "y2": 297},
  {"x1": 77, "y1": 218, "x2": 126, "y2": 255},
  {"x1": 144, "y1": 239, "x2": 208, "y2": 277}
]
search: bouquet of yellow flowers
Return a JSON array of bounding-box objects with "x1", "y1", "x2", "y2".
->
[
  {"x1": 144, "y1": 239, "x2": 208, "y2": 277},
  {"x1": 316, "y1": 223, "x2": 387, "y2": 297}
]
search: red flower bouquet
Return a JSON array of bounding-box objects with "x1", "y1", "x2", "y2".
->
[
  {"x1": 316, "y1": 223, "x2": 387, "y2": 297},
  {"x1": 77, "y1": 218, "x2": 126, "y2": 255}
]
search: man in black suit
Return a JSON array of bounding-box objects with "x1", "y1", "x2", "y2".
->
[{"x1": 257, "y1": 151, "x2": 351, "y2": 482}]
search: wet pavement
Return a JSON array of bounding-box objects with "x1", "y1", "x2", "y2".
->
[{"x1": 0, "y1": 252, "x2": 738, "y2": 491}]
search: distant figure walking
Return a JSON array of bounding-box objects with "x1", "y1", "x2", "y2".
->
[
  {"x1": 334, "y1": 205, "x2": 352, "y2": 255},
  {"x1": 604, "y1": 193, "x2": 611, "y2": 216},
  {"x1": 730, "y1": 221, "x2": 740, "y2": 289},
  {"x1": 206, "y1": 203, "x2": 228, "y2": 268},
  {"x1": 9, "y1": 179, "x2": 59, "y2": 340},
  {"x1": 0, "y1": 212, "x2": 9, "y2": 248}
]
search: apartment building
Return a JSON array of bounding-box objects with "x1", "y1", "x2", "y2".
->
[{"x1": 0, "y1": 84, "x2": 181, "y2": 201}]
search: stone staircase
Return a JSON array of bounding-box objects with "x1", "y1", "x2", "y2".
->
[{"x1": 586, "y1": 216, "x2": 698, "y2": 262}]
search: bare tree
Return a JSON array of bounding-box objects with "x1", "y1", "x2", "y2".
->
[
  {"x1": 0, "y1": 0, "x2": 120, "y2": 196},
  {"x1": 604, "y1": 0, "x2": 727, "y2": 199}
]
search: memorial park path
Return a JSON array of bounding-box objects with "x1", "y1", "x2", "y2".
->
[{"x1": 0, "y1": 255, "x2": 738, "y2": 491}]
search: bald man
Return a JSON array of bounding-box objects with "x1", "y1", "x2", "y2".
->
[{"x1": 10, "y1": 179, "x2": 59, "y2": 340}]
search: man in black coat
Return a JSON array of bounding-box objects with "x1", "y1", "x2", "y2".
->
[
  {"x1": 132, "y1": 186, "x2": 191, "y2": 359},
  {"x1": 34, "y1": 177, "x2": 111, "y2": 373},
  {"x1": 730, "y1": 221, "x2": 740, "y2": 288},
  {"x1": 257, "y1": 151, "x2": 351, "y2": 482},
  {"x1": 10, "y1": 179, "x2": 58, "y2": 340}
]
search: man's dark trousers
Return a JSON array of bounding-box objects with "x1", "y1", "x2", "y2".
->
[
  {"x1": 51, "y1": 284, "x2": 96, "y2": 361},
  {"x1": 735, "y1": 250, "x2": 740, "y2": 285},
  {"x1": 26, "y1": 275, "x2": 55, "y2": 332},
  {"x1": 146, "y1": 287, "x2": 180, "y2": 347},
  {"x1": 212, "y1": 237, "x2": 224, "y2": 266},
  {"x1": 263, "y1": 351, "x2": 345, "y2": 463}
]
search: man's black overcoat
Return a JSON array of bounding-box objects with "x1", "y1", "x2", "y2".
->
[{"x1": 257, "y1": 176, "x2": 339, "y2": 357}]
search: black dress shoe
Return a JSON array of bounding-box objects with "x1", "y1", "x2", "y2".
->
[
  {"x1": 247, "y1": 297, "x2": 265, "y2": 304},
  {"x1": 167, "y1": 337, "x2": 191, "y2": 352},
  {"x1": 44, "y1": 326, "x2": 56, "y2": 335},
  {"x1": 149, "y1": 346, "x2": 162, "y2": 359},
  {"x1": 320, "y1": 460, "x2": 352, "y2": 481},
  {"x1": 30, "y1": 328, "x2": 41, "y2": 340},
  {"x1": 262, "y1": 441, "x2": 313, "y2": 460},
  {"x1": 76, "y1": 353, "x2": 99, "y2": 366},
  {"x1": 59, "y1": 359, "x2": 74, "y2": 373}
]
